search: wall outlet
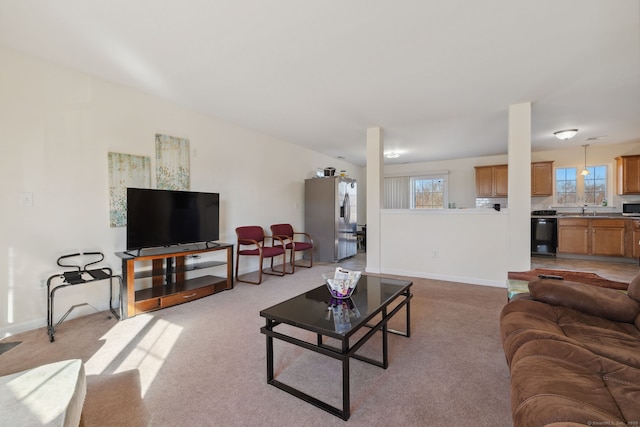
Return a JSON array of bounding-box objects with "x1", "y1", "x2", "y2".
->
[{"x1": 39, "y1": 279, "x2": 46, "y2": 288}]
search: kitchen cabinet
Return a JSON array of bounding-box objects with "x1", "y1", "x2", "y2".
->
[
  {"x1": 558, "y1": 218, "x2": 626, "y2": 257},
  {"x1": 475, "y1": 164, "x2": 508, "y2": 197},
  {"x1": 558, "y1": 218, "x2": 589, "y2": 255},
  {"x1": 632, "y1": 220, "x2": 640, "y2": 258},
  {"x1": 591, "y1": 219, "x2": 625, "y2": 257},
  {"x1": 616, "y1": 155, "x2": 640, "y2": 195},
  {"x1": 531, "y1": 161, "x2": 553, "y2": 196},
  {"x1": 475, "y1": 162, "x2": 552, "y2": 198}
]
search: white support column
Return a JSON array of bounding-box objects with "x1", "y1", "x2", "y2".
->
[
  {"x1": 366, "y1": 127, "x2": 383, "y2": 274},
  {"x1": 508, "y1": 102, "x2": 532, "y2": 272}
]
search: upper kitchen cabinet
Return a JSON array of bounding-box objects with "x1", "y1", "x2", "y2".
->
[
  {"x1": 475, "y1": 165, "x2": 508, "y2": 197},
  {"x1": 531, "y1": 161, "x2": 553, "y2": 196},
  {"x1": 616, "y1": 155, "x2": 640, "y2": 195}
]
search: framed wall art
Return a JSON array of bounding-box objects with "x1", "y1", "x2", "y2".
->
[
  {"x1": 155, "y1": 133, "x2": 190, "y2": 191},
  {"x1": 108, "y1": 152, "x2": 151, "y2": 227}
]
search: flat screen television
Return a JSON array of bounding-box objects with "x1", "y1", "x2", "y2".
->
[{"x1": 126, "y1": 188, "x2": 220, "y2": 251}]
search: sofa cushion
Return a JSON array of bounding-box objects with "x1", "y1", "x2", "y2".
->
[
  {"x1": 629, "y1": 271, "x2": 640, "y2": 302},
  {"x1": 509, "y1": 339, "x2": 640, "y2": 426},
  {"x1": 501, "y1": 299, "x2": 640, "y2": 369},
  {"x1": 529, "y1": 279, "x2": 640, "y2": 324},
  {"x1": 500, "y1": 300, "x2": 580, "y2": 364}
]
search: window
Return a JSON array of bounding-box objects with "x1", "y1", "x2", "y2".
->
[
  {"x1": 555, "y1": 165, "x2": 607, "y2": 205},
  {"x1": 410, "y1": 176, "x2": 445, "y2": 209},
  {"x1": 555, "y1": 168, "x2": 577, "y2": 204},
  {"x1": 384, "y1": 173, "x2": 448, "y2": 209},
  {"x1": 583, "y1": 165, "x2": 607, "y2": 205}
]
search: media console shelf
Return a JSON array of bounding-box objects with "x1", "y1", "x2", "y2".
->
[{"x1": 116, "y1": 243, "x2": 233, "y2": 319}]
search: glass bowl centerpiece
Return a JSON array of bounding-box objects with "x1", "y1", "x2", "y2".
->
[{"x1": 323, "y1": 267, "x2": 362, "y2": 299}]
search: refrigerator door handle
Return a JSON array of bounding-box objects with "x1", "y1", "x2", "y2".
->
[{"x1": 343, "y1": 193, "x2": 351, "y2": 224}]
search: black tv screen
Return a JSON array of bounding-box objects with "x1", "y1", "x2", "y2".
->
[{"x1": 126, "y1": 188, "x2": 220, "y2": 250}]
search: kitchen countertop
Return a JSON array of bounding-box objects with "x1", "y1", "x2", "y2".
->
[{"x1": 532, "y1": 213, "x2": 637, "y2": 219}]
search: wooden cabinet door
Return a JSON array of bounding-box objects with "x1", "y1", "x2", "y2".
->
[
  {"x1": 493, "y1": 165, "x2": 509, "y2": 197},
  {"x1": 591, "y1": 229, "x2": 625, "y2": 256},
  {"x1": 617, "y1": 156, "x2": 640, "y2": 195},
  {"x1": 633, "y1": 227, "x2": 640, "y2": 258},
  {"x1": 475, "y1": 166, "x2": 494, "y2": 197},
  {"x1": 591, "y1": 221, "x2": 625, "y2": 256},
  {"x1": 558, "y1": 219, "x2": 589, "y2": 254},
  {"x1": 531, "y1": 161, "x2": 553, "y2": 196}
]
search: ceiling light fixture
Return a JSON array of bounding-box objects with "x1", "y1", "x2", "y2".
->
[
  {"x1": 554, "y1": 129, "x2": 579, "y2": 140},
  {"x1": 385, "y1": 152, "x2": 400, "y2": 159},
  {"x1": 581, "y1": 144, "x2": 590, "y2": 176}
]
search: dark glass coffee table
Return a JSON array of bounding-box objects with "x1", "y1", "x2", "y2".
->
[{"x1": 260, "y1": 275, "x2": 413, "y2": 420}]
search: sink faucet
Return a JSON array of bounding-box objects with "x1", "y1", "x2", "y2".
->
[{"x1": 581, "y1": 205, "x2": 587, "y2": 216}]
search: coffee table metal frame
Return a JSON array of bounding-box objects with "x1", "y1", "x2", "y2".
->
[{"x1": 260, "y1": 276, "x2": 412, "y2": 420}]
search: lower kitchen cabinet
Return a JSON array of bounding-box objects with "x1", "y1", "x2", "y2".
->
[
  {"x1": 591, "y1": 219, "x2": 625, "y2": 257},
  {"x1": 558, "y1": 218, "x2": 589, "y2": 255},
  {"x1": 632, "y1": 220, "x2": 640, "y2": 258},
  {"x1": 558, "y1": 218, "x2": 626, "y2": 257}
]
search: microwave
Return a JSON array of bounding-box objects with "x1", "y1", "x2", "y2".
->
[{"x1": 622, "y1": 202, "x2": 640, "y2": 216}]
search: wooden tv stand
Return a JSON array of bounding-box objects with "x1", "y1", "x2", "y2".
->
[{"x1": 116, "y1": 243, "x2": 233, "y2": 319}]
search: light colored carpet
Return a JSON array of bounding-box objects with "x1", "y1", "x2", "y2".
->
[{"x1": 0, "y1": 262, "x2": 512, "y2": 426}]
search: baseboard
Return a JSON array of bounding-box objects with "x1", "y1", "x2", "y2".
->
[
  {"x1": 0, "y1": 301, "x2": 118, "y2": 339},
  {"x1": 376, "y1": 267, "x2": 507, "y2": 288},
  {"x1": 0, "y1": 318, "x2": 45, "y2": 339}
]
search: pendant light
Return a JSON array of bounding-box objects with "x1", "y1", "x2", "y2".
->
[{"x1": 581, "y1": 144, "x2": 590, "y2": 176}]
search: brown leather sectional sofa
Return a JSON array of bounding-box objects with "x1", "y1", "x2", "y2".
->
[{"x1": 500, "y1": 274, "x2": 640, "y2": 426}]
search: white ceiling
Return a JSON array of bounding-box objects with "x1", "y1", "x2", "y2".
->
[{"x1": 1, "y1": 0, "x2": 639, "y2": 166}]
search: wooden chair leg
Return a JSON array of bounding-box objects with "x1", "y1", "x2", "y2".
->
[
  {"x1": 238, "y1": 253, "x2": 287, "y2": 284},
  {"x1": 293, "y1": 249, "x2": 313, "y2": 269},
  {"x1": 235, "y1": 251, "x2": 241, "y2": 281},
  {"x1": 274, "y1": 247, "x2": 294, "y2": 274},
  {"x1": 236, "y1": 254, "x2": 265, "y2": 285},
  {"x1": 257, "y1": 254, "x2": 264, "y2": 283},
  {"x1": 266, "y1": 254, "x2": 285, "y2": 277}
]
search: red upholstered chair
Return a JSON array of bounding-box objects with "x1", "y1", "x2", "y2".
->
[
  {"x1": 235, "y1": 226, "x2": 286, "y2": 284},
  {"x1": 270, "y1": 224, "x2": 314, "y2": 274}
]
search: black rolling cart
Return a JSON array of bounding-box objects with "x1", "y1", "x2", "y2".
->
[{"x1": 46, "y1": 252, "x2": 121, "y2": 342}]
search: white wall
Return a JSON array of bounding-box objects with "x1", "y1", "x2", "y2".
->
[
  {"x1": 381, "y1": 210, "x2": 510, "y2": 286},
  {"x1": 0, "y1": 45, "x2": 363, "y2": 336}
]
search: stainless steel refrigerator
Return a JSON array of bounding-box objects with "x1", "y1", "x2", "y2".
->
[{"x1": 304, "y1": 177, "x2": 358, "y2": 262}]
